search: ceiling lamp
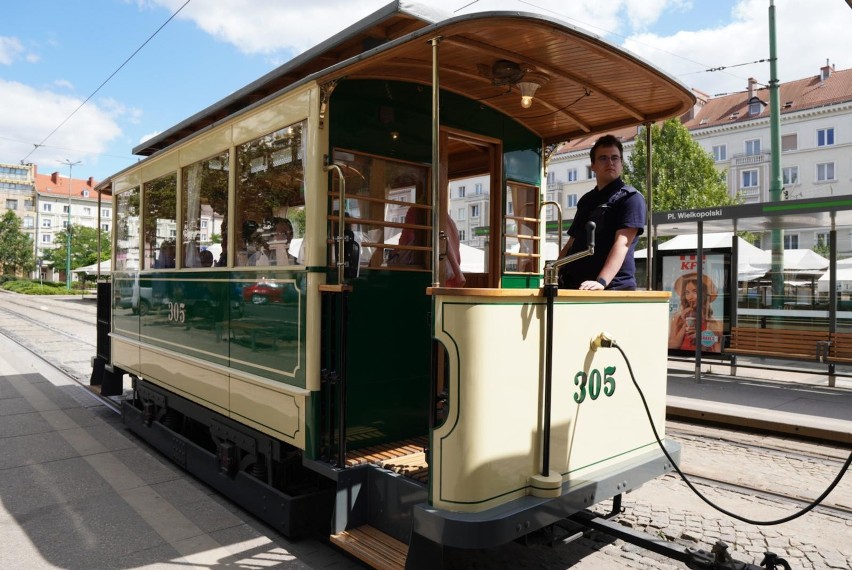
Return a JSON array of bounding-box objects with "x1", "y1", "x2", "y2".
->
[{"x1": 517, "y1": 72, "x2": 549, "y2": 109}]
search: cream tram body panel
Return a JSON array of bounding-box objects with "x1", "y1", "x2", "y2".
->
[
  {"x1": 431, "y1": 289, "x2": 670, "y2": 513},
  {"x1": 109, "y1": 83, "x2": 320, "y2": 450}
]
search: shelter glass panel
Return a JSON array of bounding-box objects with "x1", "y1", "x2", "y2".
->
[
  {"x1": 182, "y1": 151, "x2": 229, "y2": 268},
  {"x1": 143, "y1": 173, "x2": 177, "y2": 269},
  {"x1": 235, "y1": 121, "x2": 306, "y2": 268},
  {"x1": 330, "y1": 150, "x2": 430, "y2": 272}
]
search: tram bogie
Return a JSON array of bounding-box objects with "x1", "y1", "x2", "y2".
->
[{"x1": 93, "y1": 2, "x2": 694, "y2": 567}]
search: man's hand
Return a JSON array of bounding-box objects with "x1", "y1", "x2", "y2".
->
[{"x1": 578, "y1": 280, "x2": 606, "y2": 290}]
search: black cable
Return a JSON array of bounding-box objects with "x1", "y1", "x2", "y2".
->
[
  {"x1": 613, "y1": 342, "x2": 852, "y2": 526},
  {"x1": 20, "y1": 0, "x2": 193, "y2": 165}
]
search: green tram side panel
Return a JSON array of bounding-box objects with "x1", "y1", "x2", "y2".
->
[
  {"x1": 129, "y1": 270, "x2": 306, "y2": 389},
  {"x1": 329, "y1": 79, "x2": 541, "y2": 179},
  {"x1": 339, "y1": 270, "x2": 432, "y2": 450}
]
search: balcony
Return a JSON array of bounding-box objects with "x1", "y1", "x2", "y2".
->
[{"x1": 733, "y1": 150, "x2": 770, "y2": 166}]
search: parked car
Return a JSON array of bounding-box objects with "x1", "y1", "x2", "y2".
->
[{"x1": 242, "y1": 281, "x2": 297, "y2": 305}]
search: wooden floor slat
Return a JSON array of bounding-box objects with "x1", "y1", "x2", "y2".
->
[{"x1": 331, "y1": 526, "x2": 408, "y2": 570}]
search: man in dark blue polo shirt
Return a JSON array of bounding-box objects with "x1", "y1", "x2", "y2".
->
[{"x1": 558, "y1": 134, "x2": 645, "y2": 291}]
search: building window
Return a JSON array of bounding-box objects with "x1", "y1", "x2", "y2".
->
[
  {"x1": 102, "y1": 208, "x2": 111, "y2": 218},
  {"x1": 748, "y1": 98, "x2": 762, "y2": 116},
  {"x1": 457, "y1": 185, "x2": 465, "y2": 198},
  {"x1": 741, "y1": 170, "x2": 758, "y2": 188},
  {"x1": 782, "y1": 166, "x2": 798, "y2": 185},
  {"x1": 567, "y1": 194, "x2": 578, "y2": 208},
  {"x1": 712, "y1": 145, "x2": 727, "y2": 161},
  {"x1": 745, "y1": 139, "x2": 761, "y2": 156},
  {"x1": 567, "y1": 168, "x2": 578, "y2": 182},
  {"x1": 63, "y1": 204, "x2": 70, "y2": 214},
  {"x1": 458, "y1": 229, "x2": 465, "y2": 241},
  {"x1": 457, "y1": 207, "x2": 465, "y2": 221},
  {"x1": 101, "y1": 223, "x2": 110, "y2": 232},
  {"x1": 83, "y1": 207, "x2": 92, "y2": 215},
  {"x1": 24, "y1": 199, "x2": 33, "y2": 209},
  {"x1": 547, "y1": 172, "x2": 555, "y2": 185},
  {"x1": 42, "y1": 203, "x2": 52, "y2": 212},
  {"x1": 42, "y1": 219, "x2": 52, "y2": 228},
  {"x1": 781, "y1": 134, "x2": 797, "y2": 151},
  {"x1": 783, "y1": 234, "x2": 799, "y2": 249},
  {"x1": 817, "y1": 162, "x2": 835, "y2": 182},
  {"x1": 507, "y1": 202, "x2": 513, "y2": 214},
  {"x1": 817, "y1": 128, "x2": 835, "y2": 147},
  {"x1": 470, "y1": 204, "x2": 480, "y2": 218},
  {"x1": 586, "y1": 166, "x2": 595, "y2": 179},
  {"x1": 475, "y1": 183, "x2": 483, "y2": 195},
  {"x1": 816, "y1": 232, "x2": 830, "y2": 249},
  {"x1": 42, "y1": 234, "x2": 52, "y2": 243},
  {"x1": 23, "y1": 216, "x2": 34, "y2": 228},
  {"x1": 6, "y1": 199, "x2": 18, "y2": 209}
]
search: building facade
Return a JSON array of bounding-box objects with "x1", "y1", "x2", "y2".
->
[{"x1": 548, "y1": 61, "x2": 852, "y2": 254}]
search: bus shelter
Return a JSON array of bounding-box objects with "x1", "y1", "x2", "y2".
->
[{"x1": 650, "y1": 195, "x2": 852, "y2": 383}]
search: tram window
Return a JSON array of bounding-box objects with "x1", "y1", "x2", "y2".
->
[
  {"x1": 142, "y1": 173, "x2": 177, "y2": 269},
  {"x1": 182, "y1": 151, "x2": 228, "y2": 267},
  {"x1": 504, "y1": 182, "x2": 540, "y2": 274},
  {"x1": 235, "y1": 121, "x2": 306, "y2": 267},
  {"x1": 330, "y1": 150, "x2": 430, "y2": 271},
  {"x1": 114, "y1": 187, "x2": 140, "y2": 271}
]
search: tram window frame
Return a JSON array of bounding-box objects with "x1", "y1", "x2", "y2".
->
[
  {"x1": 235, "y1": 121, "x2": 306, "y2": 268},
  {"x1": 114, "y1": 187, "x2": 141, "y2": 271},
  {"x1": 142, "y1": 172, "x2": 177, "y2": 270},
  {"x1": 182, "y1": 151, "x2": 229, "y2": 268},
  {"x1": 329, "y1": 149, "x2": 431, "y2": 272},
  {"x1": 503, "y1": 181, "x2": 540, "y2": 274}
]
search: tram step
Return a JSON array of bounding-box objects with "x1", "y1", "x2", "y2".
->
[{"x1": 330, "y1": 525, "x2": 408, "y2": 570}]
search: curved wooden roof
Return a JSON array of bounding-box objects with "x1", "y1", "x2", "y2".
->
[{"x1": 133, "y1": 3, "x2": 694, "y2": 156}]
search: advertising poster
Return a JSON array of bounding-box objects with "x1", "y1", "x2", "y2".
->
[{"x1": 663, "y1": 253, "x2": 726, "y2": 354}]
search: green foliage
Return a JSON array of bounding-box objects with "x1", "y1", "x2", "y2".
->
[
  {"x1": 42, "y1": 224, "x2": 110, "y2": 270},
  {"x1": 814, "y1": 235, "x2": 830, "y2": 258},
  {"x1": 0, "y1": 210, "x2": 35, "y2": 275},
  {"x1": 1, "y1": 279, "x2": 73, "y2": 295},
  {"x1": 624, "y1": 119, "x2": 738, "y2": 211}
]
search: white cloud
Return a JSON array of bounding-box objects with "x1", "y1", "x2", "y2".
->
[
  {"x1": 623, "y1": 0, "x2": 852, "y2": 96},
  {"x1": 0, "y1": 80, "x2": 123, "y2": 175},
  {"x1": 0, "y1": 36, "x2": 25, "y2": 65}
]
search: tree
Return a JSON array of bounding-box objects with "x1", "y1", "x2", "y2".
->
[
  {"x1": 624, "y1": 119, "x2": 737, "y2": 211},
  {"x1": 0, "y1": 211, "x2": 34, "y2": 275},
  {"x1": 43, "y1": 224, "x2": 110, "y2": 270}
]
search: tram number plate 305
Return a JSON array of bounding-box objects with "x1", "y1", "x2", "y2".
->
[
  {"x1": 168, "y1": 302, "x2": 186, "y2": 323},
  {"x1": 572, "y1": 366, "x2": 616, "y2": 404}
]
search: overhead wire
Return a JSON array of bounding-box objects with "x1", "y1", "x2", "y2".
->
[{"x1": 19, "y1": 0, "x2": 193, "y2": 165}]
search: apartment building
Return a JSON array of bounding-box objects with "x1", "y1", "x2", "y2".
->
[
  {"x1": 0, "y1": 162, "x2": 37, "y2": 250},
  {"x1": 548, "y1": 61, "x2": 852, "y2": 253}
]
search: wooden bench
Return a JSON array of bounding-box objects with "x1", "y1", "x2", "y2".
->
[
  {"x1": 828, "y1": 332, "x2": 852, "y2": 363},
  {"x1": 726, "y1": 326, "x2": 831, "y2": 362}
]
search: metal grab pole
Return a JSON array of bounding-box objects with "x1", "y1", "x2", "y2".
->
[
  {"x1": 325, "y1": 163, "x2": 346, "y2": 284},
  {"x1": 542, "y1": 281, "x2": 556, "y2": 477}
]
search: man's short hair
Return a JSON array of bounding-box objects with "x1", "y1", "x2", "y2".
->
[{"x1": 590, "y1": 135, "x2": 623, "y2": 163}]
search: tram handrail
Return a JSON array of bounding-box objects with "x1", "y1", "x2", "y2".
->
[{"x1": 325, "y1": 163, "x2": 346, "y2": 284}]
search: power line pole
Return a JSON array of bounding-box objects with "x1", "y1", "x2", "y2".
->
[{"x1": 59, "y1": 159, "x2": 81, "y2": 289}]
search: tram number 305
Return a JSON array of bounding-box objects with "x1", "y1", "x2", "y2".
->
[
  {"x1": 168, "y1": 302, "x2": 186, "y2": 323},
  {"x1": 573, "y1": 366, "x2": 616, "y2": 404}
]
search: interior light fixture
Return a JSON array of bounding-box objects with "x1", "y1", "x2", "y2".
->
[{"x1": 517, "y1": 72, "x2": 549, "y2": 109}]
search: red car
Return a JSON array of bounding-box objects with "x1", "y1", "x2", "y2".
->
[{"x1": 242, "y1": 281, "x2": 297, "y2": 304}]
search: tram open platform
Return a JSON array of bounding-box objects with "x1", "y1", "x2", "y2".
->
[{"x1": 0, "y1": 333, "x2": 850, "y2": 567}]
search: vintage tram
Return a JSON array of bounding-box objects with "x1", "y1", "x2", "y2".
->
[{"x1": 93, "y1": 2, "x2": 695, "y2": 567}]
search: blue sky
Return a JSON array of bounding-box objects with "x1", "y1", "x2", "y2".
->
[{"x1": 1, "y1": 0, "x2": 850, "y2": 183}]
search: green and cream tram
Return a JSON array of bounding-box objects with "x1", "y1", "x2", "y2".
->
[{"x1": 94, "y1": 2, "x2": 695, "y2": 567}]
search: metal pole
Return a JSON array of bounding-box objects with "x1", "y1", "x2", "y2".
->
[
  {"x1": 430, "y1": 36, "x2": 442, "y2": 288},
  {"x1": 644, "y1": 123, "x2": 653, "y2": 290},
  {"x1": 60, "y1": 159, "x2": 81, "y2": 289},
  {"x1": 768, "y1": 0, "x2": 784, "y2": 308}
]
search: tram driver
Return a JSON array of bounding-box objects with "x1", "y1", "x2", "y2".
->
[{"x1": 558, "y1": 134, "x2": 645, "y2": 291}]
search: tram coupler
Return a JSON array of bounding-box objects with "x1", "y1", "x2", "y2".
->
[{"x1": 567, "y1": 510, "x2": 785, "y2": 570}]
